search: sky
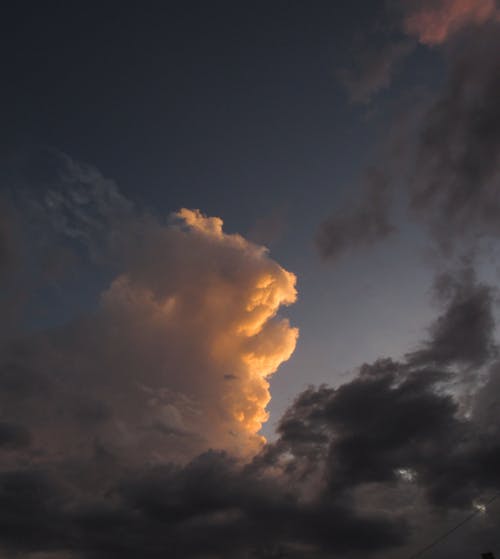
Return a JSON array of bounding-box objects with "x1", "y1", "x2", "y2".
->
[{"x1": 1, "y1": 1, "x2": 500, "y2": 558}]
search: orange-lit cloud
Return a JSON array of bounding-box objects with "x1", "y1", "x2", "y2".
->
[
  {"x1": 99, "y1": 208, "x2": 298, "y2": 457},
  {"x1": 1, "y1": 208, "x2": 298, "y2": 466},
  {"x1": 404, "y1": 0, "x2": 499, "y2": 45}
]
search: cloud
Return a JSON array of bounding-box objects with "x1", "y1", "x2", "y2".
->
[
  {"x1": 268, "y1": 354, "x2": 500, "y2": 517},
  {"x1": 1, "y1": 262, "x2": 500, "y2": 558},
  {"x1": 409, "y1": 23, "x2": 500, "y2": 250},
  {"x1": 316, "y1": 168, "x2": 395, "y2": 260},
  {"x1": 99, "y1": 207, "x2": 298, "y2": 455},
  {"x1": 338, "y1": 39, "x2": 415, "y2": 104},
  {"x1": 0, "y1": 205, "x2": 298, "y2": 467},
  {"x1": 328, "y1": 10, "x2": 500, "y2": 258},
  {"x1": 403, "y1": 0, "x2": 500, "y2": 45},
  {"x1": 32, "y1": 150, "x2": 134, "y2": 256},
  {"x1": 0, "y1": 450, "x2": 409, "y2": 559},
  {"x1": 258, "y1": 269, "x2": 500, "y2": 548},
  {"x1": 0, "y1": 422, "x2": 31, "y2": 449},
  {"x1": 2, "y1": 154, "x2": 500, "y2": 558},
  {"x1": 408, "y1": 267, "x2": 497, "y2": 367}
]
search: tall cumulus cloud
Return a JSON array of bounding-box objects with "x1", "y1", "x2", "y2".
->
[{"x1": 0, "y1": 153, "x2": 298, "y2": 467}]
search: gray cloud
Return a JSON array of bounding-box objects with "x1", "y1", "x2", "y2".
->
[
  {"x1": 408, "y1": 267, "x2": 497, "y2": 367},
  {"x1": 338, "y1": 39, "x2": 415, "y2": 104},
  {"x1": 325, "y1": 6, "x2": 500, "y2": 260},
  {"x1": 316, "y1": 168, "x2": 395, "y2": 260},
  {"x1": 402, "y1": 0, "x2": 500, "y2": 45},
  {"x1": 0, "y1": 451, "x2": 408, "y2": 559},
  {"x1": 410, "y1": 23, "x2": 500, "y2": 251}
]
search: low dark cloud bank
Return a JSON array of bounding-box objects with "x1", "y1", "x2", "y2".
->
[{"x1": 0, "y1": 153, "x2": 499, "y2": 557}]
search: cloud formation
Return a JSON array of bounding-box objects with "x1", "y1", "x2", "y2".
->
[
  {"x1": 403, "y1": 0, "x2": 499, "y2": 45},
  {"x1": 256, "y1": 271, "x2": 500, "y2": 557},
  {"x1": 410, "y1": 22, "x2": 500, "y2": 250},
  {"x1": 2, "y1": 154, "x2": 500, "y2": 558},
  {"x1": 327, "y1": 2, "x2": 500, "y2": 259},
  {"x1": 0, "y1": 156, "x2": 298, "y2": 468},
  {"x1": 338, "y1": 39, "x2": 415, "y2": 104},
  {"x1": 408, "y1": 267, "x2": 497, "y2": 367},
  {"x1": 1, "y1": 252, "x2": 500, "y2": 557},
  {"x1": 96, "y1": 206, "x2": 299, "y2": 457},
  {"x1": 316, "y1": 168, "x2": 395, "y2": 260}
]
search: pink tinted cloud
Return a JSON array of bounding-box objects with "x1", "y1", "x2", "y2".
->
[{"x1": 404, "y1": 0, "x2": 499, "y2": 45}]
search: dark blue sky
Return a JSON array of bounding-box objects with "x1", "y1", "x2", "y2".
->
[{"x1": 3, "y1": 1, "x2": 386, "y2": 218}]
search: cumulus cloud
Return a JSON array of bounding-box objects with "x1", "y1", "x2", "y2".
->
[
  {"x1": 403, "y1": 0, "x2": 500, "y2": 45},
  {"x1": 0, "y1": 201, "x2": 298, "y2": 467}
]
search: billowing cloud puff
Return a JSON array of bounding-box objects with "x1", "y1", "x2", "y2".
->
[
  {"x1": 98, "y1": 208, "x2": 298, "y2": 456},
  {"x1": 404, "y1": 0, "x2": 499, "y2": 45},
  {"x1": 0, "y1": 199, "x2": 298, "y2": 468}
]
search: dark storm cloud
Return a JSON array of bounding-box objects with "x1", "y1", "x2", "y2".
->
[
  {"x1": 270, "y1": 358, "x2": 500, "y2": 516},
  {"x1": 0, "y1": 470, "x2": 71, "y2": 555},
  {"x1": 408, "y1": 268, "x2": 497, "y2": 367},
  {"x1": 261, "y1": 270, "x2": 500, "y2": 519},
  {"x1": 0, "y1": 451, "x2": 407, "y2": 559},
  {"x1": 269, "y1": 362, "x2": 460, "y2": 499},
  {"x1": 316, "y1": 168, "x2": 395, "y2": 260}
]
